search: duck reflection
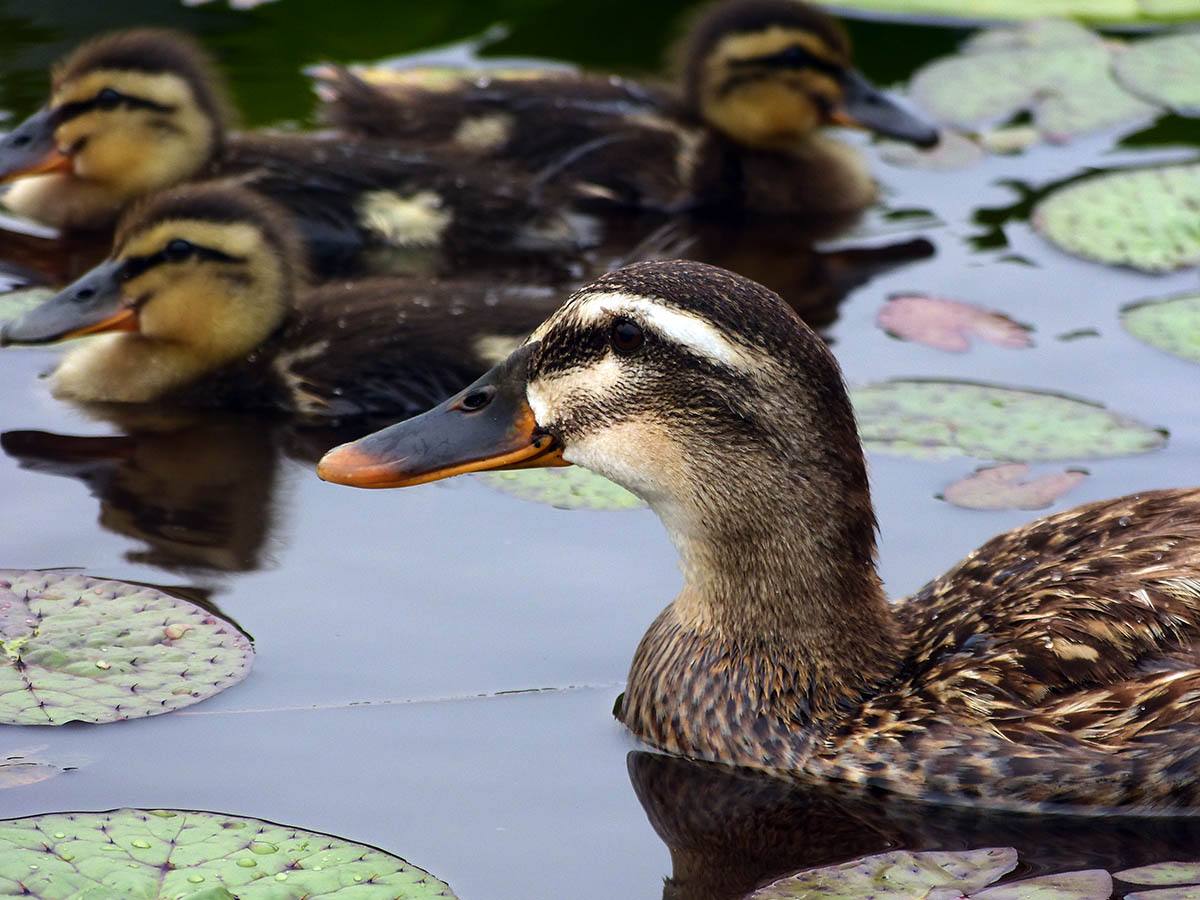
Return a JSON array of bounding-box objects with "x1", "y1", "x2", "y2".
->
[
  {"x1": 628, "y1": 750, "x2": 1200, "y2": 900},
  {"x1": 2, "y1": 411, "x2": 282, "y2": 573}
]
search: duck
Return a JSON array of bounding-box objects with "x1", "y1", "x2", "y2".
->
[
  {"x1": 318, "y1": 0, "x2": 939, "y2": 219},
  {"x1": 0, "y1": 29, "x2": 588, "y2": 274},
  {"x1": 317, "y1": 259, "x2": 1200, "y2": 813},
  {"x1": 0, "y1": 182, "x2": 562, "y2": 416}
]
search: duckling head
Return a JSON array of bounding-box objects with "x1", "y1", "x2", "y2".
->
[
  {"x1": 320, "y1": 260, "x2": 887, "y2": 653},
  {"x1": 1, "y1": 183, "x2": 302, "y2": 403},
  {"x1": 678, "y1": 0, "x2": 937, "y2": 151},
  {"x1": 0, "y1": 29, "x2": 232, "y2": 228}
]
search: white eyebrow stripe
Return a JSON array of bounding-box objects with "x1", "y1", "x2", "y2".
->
[{"x1": 562, "y1": 291, "x2": 752, "y2": 368}]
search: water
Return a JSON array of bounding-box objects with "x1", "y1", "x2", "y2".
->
[{"x1": 1, "y1": 2, "x2": 1200, "y2": 898}]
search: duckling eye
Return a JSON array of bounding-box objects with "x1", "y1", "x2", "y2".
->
[
  {"x1": 165, "y1": 239, "x2": 195, "y2": 262},
  {"x1": 96, "y1": 88, "x2": 122, "y2": 110},
  {"x1": 610, "y1": 318, "x2": 645, "y2": 356}
]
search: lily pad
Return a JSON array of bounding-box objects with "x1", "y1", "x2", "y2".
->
[
  {"x1": 0, "y1": 750, "x2": 72, "y2": 790},
  {"x1": 751, "y1": 847, "x2": 1019, "y2": 899},
  {"x1": 1128, "y1": 890, "x2": 1200, "y2": 899},
  {"x1": 973, "y1": 869, "x2": 1113, "y2": 898},
  {"x1": 0, "y1": 808, "x2": 456, "y2": 898},
  {"x1": 942, "y1": 463, "x2": 1087, "y2": 510},
  {"x1": 877, "y1": 294, "x2": 1032, "y2": 352},
  {"x1": 1122, "y1": 293, "x2": 1200, "y2": 363},
  {"x1": 479, "y1": 467, "x2": 644, "y2": 510},
  {"x1": 1114, "y1": 32, "x2": 1200, "y2": 115},
  {"x1": 825, "y1": 0, "x2": 1200, "y2": 23},
  {"x1": 910, "y1": 21, "x2": 1159, "y2": 143},
  {"x1": 0, "y1": 289, "x2": 53, "y2": 325},
  {"x1": 850, "y1": 380, "x2": 1166, "y2": 461},
  {"x1": 1033, "y1": 164, "x2": 1200, "y2": 272},
  {"x1": 1118, "y1": 862, "x2": 1200, "y2": 886},
  {"x1": 0, "y1": 570, "x2": 253, "y2": 725}
]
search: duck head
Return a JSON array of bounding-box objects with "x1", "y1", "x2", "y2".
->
[
  {"x1": 1, "y1": 183, "x2": 302, "y2": 403},
  {"x1": 0, "y1": 29, "x2": 232, "y2": 229},
  {"x1": 680, "y1": 0, "x2": 937, "y2": 152}
]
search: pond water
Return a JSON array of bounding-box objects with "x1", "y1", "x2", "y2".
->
[{"x1": 1, "y1": 2, "x2": 1199, "y2": 898}]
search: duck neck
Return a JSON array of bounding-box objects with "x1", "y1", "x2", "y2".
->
[{"x1": 622, "y1": 450, "x2": 900, "y2": 757}]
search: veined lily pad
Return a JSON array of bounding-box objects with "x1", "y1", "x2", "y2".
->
[
  {"x1": 850, "y1": 380, "x2": 1166, "y2": 461},
  {"x1": 479, "y1": 468, "x2": 644, "y2": 511},
  {"x1": 1033, "y1": 164, "x2": 1200, "y2": 272},
  {"x1": 750, "y1": 847, "x2": 1019, "y2": 899},
  {"x1": 0, "y1": 570, "x2": 252, "y2": 725},
  {"x1": 1114, "y1": 32, "x2": 1200, "y2": 115},
  {"x1": 1122, "y1": 293, "x2": 1200, "y2": 363},
  {"x1": 0, "y1": 809, "x2": 456, "y2": 898},
  {"x1": 942, "y1": 463, "x2": 1087, "y2": 510},
  {"x1": 910, "y1": 21, "x2": 1159, "y2": 142},
  {"x1": 1118, "y1": 862, "x2": 1200, "y2": 886},
  {"x1": 973, "y1": 869, "x2": 1113, "y2": 898},
  {"x1": 825, "y1": 0, "x2": 1200, "y2": 23},
  {"x1": 1127, "y1": 890, "x2": 1200, "y2": 900}
]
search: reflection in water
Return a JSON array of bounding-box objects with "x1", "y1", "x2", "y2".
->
[
  {"x1": 2, "y1": 412, "x2": 283, "y2": 573},
  {"x1": 629, "y1": 751, "x2": 1200, "y2": 900}
]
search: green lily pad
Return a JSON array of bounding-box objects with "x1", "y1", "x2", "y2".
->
[
  {"x1": 750, "y1": 847, "x2": 1019, "y2": 899},
  {"x1": 973, "y1": 869, "x2": 1113, "y2": 898},
  {"x1": 479, "y1": 467, "x2": 644, "y2": 510},
  {"x1": 0, "y1": 289, "x2": 53, "y2": 324},
  {"x1": 0, "y1": 570, "x2": 253, "y2": 725},
  {"x1": 911, "y1": 22, "x2": 1159, "y2": 142},
  {"x1": 1114, "y1": 32, "x2": 1200, "y2": 115},
  {"x1": 850, "y1": 380, "x2": 1166, "y2": 461},
  {"x1": 1032, "y1": 164, "x2": 1200, "y2": 272},
  {"x1": 0, "y1": 808, "x2": 456, "y2": 898},
  {"x1": 1118, "y1": 862, "x2": 1200, "y2": 886},
  {"x1": 1127, "y1": 890, "x2": 1200, "y2": 899},
  {"x1": 1122, "y1": 293, "x2": 1200, "y2": 363},
  {"x1": 826, "y1": 0, "x2": 1200, "y2": 23}
]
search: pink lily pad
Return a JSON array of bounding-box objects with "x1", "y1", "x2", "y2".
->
[
  {"x1": 878, "y1": 294, "x2": 1033, "y2": 352},
  {"x1": 942, "y1": 463, "x2": 1088, "y2": 510}
]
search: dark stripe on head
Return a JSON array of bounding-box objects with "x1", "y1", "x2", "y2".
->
[{"x1": 53, "y1": 29, "x2": 234, "y2": 140}]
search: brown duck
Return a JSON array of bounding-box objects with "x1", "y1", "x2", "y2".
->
[
  {"x1": 317, "y1": 259, "x2": 1200, "y2": 813},
  {"x1": 0, "y1": 183, "x2": 561, "y2": 417},
  {"x1": 320, "y1": 0, "x2": 938, "y2": 218},
  {"x1": 0, "y1": 29, "x2": 586, "y2": 273}
]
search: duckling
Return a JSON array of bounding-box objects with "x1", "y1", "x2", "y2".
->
[
  {"x1": 0, "y1": 29, "x2": 586, "y2": 273},
  {"x1": 0, "y1": 183, "x2": 562, "y2": 416},
  {"x1": 318, "y1": 259, "x2": 1200, "y2": 813},
  {"x1": 320, "y1": 0, "x2": 938, "y2": 218}
]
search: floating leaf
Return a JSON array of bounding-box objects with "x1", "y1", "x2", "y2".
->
[
  {"x1": 0, "y1": 750, "x2": 70, "y2": 791},
  {"x1": 911, "y1": 22, "x2": 1159, "y2": 143},
  {"x1": 1122, "y1": 293, "x2": 1200, "y2": 363},
  {"x1": 479, "y1": 468, "x2": 644, "y2": 511},
  {"x1": 1033, "y1": 164, "x2": 1200, "y2": 272},
  {"x1": 973, "y1": 869, "x2": 1113, "y2": 898},
  {"x1": 877, "y1": 294, "x2": 1032, "y2": 352},
  {"x1": 0, "y1": 570, "x2": 252, "y2": 725},
  {"x1": 1114, "y1": 32, "x2": 1200, "y2": 115},
  {"x1": 851, "y1": 380, "x2": 1166, "y2": 461},
  {"x1": 751, "y1": 847, "x2": 1018, "y2": 899},
  {"x1": 942, "y1": 463, "x2": 1087, "y2": 510},
  {"x1": 1128, "y1": 889, "x2": 1200, "y2": 899},
  {"x1": 822, "y1": 0, "x2": 1200, "y2": 23},
  {"x1": 1118, "y1": 862, "x2": 1200, "y2": 885},
  {"x1": 0, "y1": 809, "x2": 456, "y2": 898},
  {"x1": 0, "y1": 289, "x2": 53, "y2": 325}
]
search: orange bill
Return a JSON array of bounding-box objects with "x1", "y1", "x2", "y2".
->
[{"x1": 318, "y1": 342, "x2": 568, "y2": 489}]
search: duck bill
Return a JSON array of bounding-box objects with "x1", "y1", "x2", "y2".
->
[
  {"x1": 0, "y1": 107, "x2": 70, "y2": 183},
  {"x1": 0, "y1": 260, "x2": 137, "y2": 347},
  {"x1": 832, "y1": 70, "x2": 940, "y2": 148},
  {"x1": 318, "y1": 342, "x2": 567, "y2": 489}
]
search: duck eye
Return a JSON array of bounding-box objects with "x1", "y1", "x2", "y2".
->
[
  {"x1": 97, "y1": 88, "x2": 121, "y2": 110},
  {"x1": 165, "y1": 239, "x2": 194, "y2": 262},
  {"x1": 459, "y1": 386, "x2": 495, "y2": 412},
  {"x1": 610, "y1": 317, "x2": 644, "y2": 355}
]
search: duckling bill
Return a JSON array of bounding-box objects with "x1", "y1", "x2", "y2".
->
[{"x1": 320, "y1": 260, "x2": 1200, "y2": 813}]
